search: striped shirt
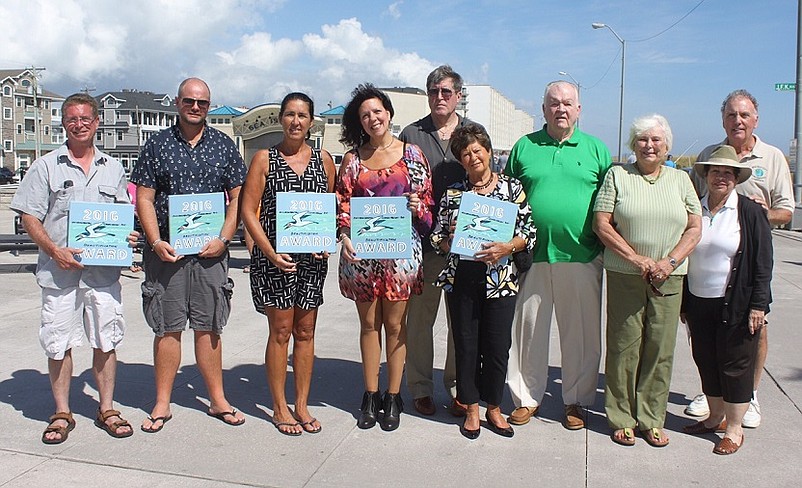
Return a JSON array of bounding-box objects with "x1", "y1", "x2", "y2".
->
[{"x1": 594, "y1": 164, "x2": 701, "y2": 275}]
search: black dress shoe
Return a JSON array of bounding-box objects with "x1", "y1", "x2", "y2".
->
[
  {"x1": 357, "y1": 391, "x2": 381, "y2": 429},
  {"x1": 460, "y1": 421, "x2": 480, "y2": 440},
  {"x1": 380, "y1": 391, "x2": 404, "y2": 431},
  {"x1": 485, "y1": 414, "x2": 514, "y2": 438}
]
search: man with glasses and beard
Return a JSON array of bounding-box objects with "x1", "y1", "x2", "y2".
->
[
  {"x1": 131, "y1": 77, "x2": 247, "y2": 432},
  {"x1": 400, "y1": 65, "x2": 484, "y2": 417}
]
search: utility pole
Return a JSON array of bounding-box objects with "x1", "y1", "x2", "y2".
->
[
  {"x1": 81, "y1": 85, "x2": 96, "y2": 95},
  {"x1": 28, "y1": 66, "x2": 46, "y2": 161}
]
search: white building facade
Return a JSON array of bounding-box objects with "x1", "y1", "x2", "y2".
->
[{"x1": 463, "y1": 85, "x2": 534, "y2": 151}]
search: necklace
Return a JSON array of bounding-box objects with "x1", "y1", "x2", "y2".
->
[
  {"x1": 369, "y1": 137, "x2": 395, "y2": 151},
  {"x1": 634, "y1": 162, "x2": 661, "y2": 184},
  {"x1": 437, "y1": 118, "x2": 457, "y2": 140},
  {"x1": 471, "y1": 172, "x2": 496, "y2": 191}
]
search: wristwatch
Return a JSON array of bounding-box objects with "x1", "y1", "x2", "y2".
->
[
  {"x1": 217, "y1": 235, "x2": 231, "y2": 247},
  {"x1": 668, "y1": 256, "x2": 678, "y2": 269}
]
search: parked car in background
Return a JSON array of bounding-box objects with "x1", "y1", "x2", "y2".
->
[{"x1": 0, "y1": 167, "x2": 16, "y2": 185}]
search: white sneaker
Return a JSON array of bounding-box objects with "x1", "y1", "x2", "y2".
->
[
  {"x1": 742, "y1": 399, "x2": 761, "y2": 428},
  {"x1": 684, "y1": 394, "x2": 710, "y2": 417}
]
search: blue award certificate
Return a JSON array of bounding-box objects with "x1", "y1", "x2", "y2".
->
[
  {"x1": 68, "y1": 202, "x2": 135, "y2": 266},
  {"x1": 168, "y1": 192, "x2": 225, "y2": 255},
  {"x1": 275, "y1": 192, "x2": 337, "y2": 253},
  {"x1": 351, "y1": 196, "x2": 412, "y2": 259},
  {"x1": 451, "y1": 192, "x2": 517, "y2": 262}
]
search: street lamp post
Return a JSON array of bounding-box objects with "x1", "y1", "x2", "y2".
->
[
  {"x1": 592, "y1": 22, "x2": 626, "y2": 164},
  {"x1": 558, "y1": 71, "x2": 582, "y2": 128}
]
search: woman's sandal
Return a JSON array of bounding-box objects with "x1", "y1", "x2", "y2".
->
[
  {"x1": 642, "y1": 427, "x2": 670, "y2": 447},
  {"x1": 713, "y1": 434, "x2": 744, "y2": 455},
  {"x1": 42, "y1": 412, "x2": 76, "y2": 445},
  {"x1": 611, "y1": 427, "x2": 636, "y2": 446}
]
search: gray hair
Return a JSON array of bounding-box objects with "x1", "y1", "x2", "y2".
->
[
  {"x1": 721, "y1": 89, "x2": 758, "y2": 115},
  {"x1": 542, "y1": 81, "x2": 580, "y2": 104},
  {"x1": 426, "y1": 65, "x2": 463, "y2": 92},
  {"x1": 627, "y1": 114, "x2": 673, "y2": 152}
]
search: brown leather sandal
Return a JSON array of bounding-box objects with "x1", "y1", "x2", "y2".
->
[
  {"x1": 713, "y1": 435, "x2": 744, "y2": 455},
  {"x1": 95, "y1": 408, "x2": 134, "y2": 438},
  {"x1": 42, "y1": 412, "x2": 75, "y2": 444}
]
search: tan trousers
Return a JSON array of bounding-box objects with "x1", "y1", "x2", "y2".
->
[
  {"x1": 506, "y1": 258, "x2": 603, "y2": 408},
  {"x1": 405, "y1": 251, "x2": 457, "y2": 399}
]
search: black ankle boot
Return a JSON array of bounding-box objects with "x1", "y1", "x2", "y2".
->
[
  {"x1": 380, "y1": 391, "x2": 404, "y2": 431},
  {"x1": 357, "y1": 391, "x2": 381, "y2": 429}
]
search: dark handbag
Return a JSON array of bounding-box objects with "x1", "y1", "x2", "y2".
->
[
  {"x1": 513, "y1": 247, "x2": 533, "y2": 273},
  {"x1": 506, "y1": 177, "x2": 532, "y2": 273}
]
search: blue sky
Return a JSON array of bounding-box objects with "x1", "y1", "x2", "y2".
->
[{"x1": 0, "y1": 0, "x2": 798, "y2": 159}]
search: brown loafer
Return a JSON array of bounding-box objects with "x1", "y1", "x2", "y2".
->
[
  {"x1": 564, "y1": 404, "x2": 585, "y2": 430},
  {"x1": 448, "y1": 398, "x2": 468, "y2": 417},
  {"x1": 682, "y1": 420, "x2": 727, "y2": 435},
  {"x1": 508, "y1": 405, "x2": 539, "y2": 425},
  {"x1": 413, "y1": 396, "x2": 436, "y2": 416},
  {"x1": 713, "y1": 435, "x2": 744, "y2": 455}
]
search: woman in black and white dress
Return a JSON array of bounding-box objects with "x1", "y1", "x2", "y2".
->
[{"x1": 240, "y1": 92, "x2": 336, "y2": 436}]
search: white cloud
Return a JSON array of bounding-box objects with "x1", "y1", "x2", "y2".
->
[
  {"x1": 387, "y1": 1, "x2": 403, "y2": 20},
  {"x1": 0, "y1": 1, "x2": 435, "y2": 109}
]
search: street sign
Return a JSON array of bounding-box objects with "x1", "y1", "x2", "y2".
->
[{"x1": 775, "y1": 83, "x2": 796, "y2": 91}]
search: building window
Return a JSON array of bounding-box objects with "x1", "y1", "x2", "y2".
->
[
  {"x1": 117, "y1": 131, "x2": 124, "y2": 141},
  {"x1": 16, "y1": 124, "x2": 22, "y2": 135},
  {"x1": 44, "y1": 126, "x2": 50, "y2": 135},
  {"x1": 3, "y1": 107, "x2": 11, "y2": 119},
  {"x1": 16, "y1": 97, "x2": 22, "y2": 107},
  {"x1": 20, "y1": 79, "x2": 31, "y2": 88},
  {"x1": 51, "y1": 108, "x2": 58, "y2": 117},
  {"x1": 96, "y1": 132, "x2": 102, "y2": 141},
  {"x1": 3, "y1": 140, "x2": 11, "y2": 152},
  {"x1": 2, "y1": 86, "x2": 10, "y2": 97}
]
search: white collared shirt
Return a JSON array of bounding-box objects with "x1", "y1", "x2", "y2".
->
[{"x1": 688, "y1": 191, "x2": 740, "y2": 298}]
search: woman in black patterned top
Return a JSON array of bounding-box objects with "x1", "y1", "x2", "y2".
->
[
  {"x1": 431, "y1": 124, "x2": 535, "y2": 439},
  {"x1": 240, "y1": 92, "x2": 336, "y2": 436}
]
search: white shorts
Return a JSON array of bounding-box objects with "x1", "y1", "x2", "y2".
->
[{"x1": 40, "y1": 282, "x2": 125, "y2": 360}]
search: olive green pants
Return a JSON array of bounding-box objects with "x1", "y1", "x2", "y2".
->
[{"x1": 604, "y1": 271, "x2": 683, "y2": 430}]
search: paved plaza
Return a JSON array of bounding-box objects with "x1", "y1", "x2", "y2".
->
[{"x1": 0, "y1": 206, "x2": 799, "y2": 487}]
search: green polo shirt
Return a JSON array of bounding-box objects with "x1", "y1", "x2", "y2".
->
[{"x1": 505, "y1": 126, "x2": 612, "y2": 263}]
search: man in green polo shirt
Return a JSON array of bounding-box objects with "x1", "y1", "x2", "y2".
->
[{"x1": 504, "y1": 81, "x2": 612, "y2": 430}]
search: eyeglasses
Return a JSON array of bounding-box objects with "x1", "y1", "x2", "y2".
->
[
  {"x1": 64, "y1": 116, "x2": 97, "y2": 127},
  {"x1": 180, "y1": 97, "x2": 210, "y2": 109},
  {"x1": 427, "y1": 87, "x2": 455, "y2": 100},
  {"x1": 649, "y1": 277, "x2": 678, "y2": 297}
]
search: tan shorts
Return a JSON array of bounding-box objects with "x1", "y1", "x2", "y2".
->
[{"x1": 40, "y1": 282, "x2": 125, "y2": 360}]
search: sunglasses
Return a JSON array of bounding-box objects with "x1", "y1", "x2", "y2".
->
[
  {"x1": 427, "y1": 87, "x2": 455, "y2": 100},
  {"x1": 180, "y1": 97, "x2": 210, "y2": 109},
  {"x1": 649, "y1": 277, "x2": 678, "y2": 297}
]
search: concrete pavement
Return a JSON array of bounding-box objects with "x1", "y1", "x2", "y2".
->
[{"x1": 0, "y1": 207, "x2": 800, "y2": 487}]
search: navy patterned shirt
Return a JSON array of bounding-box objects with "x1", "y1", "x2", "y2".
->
[{"x1": 130, "y1": 124, "x2": 246, "y2": 240}]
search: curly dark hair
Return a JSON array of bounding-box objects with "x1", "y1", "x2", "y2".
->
[
  {"x1": 339, "y1": 83, "x2": 394, "y2": 148},
  {"x1": 450, "y1": 123, "x2": 493, "y2": 160}
]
